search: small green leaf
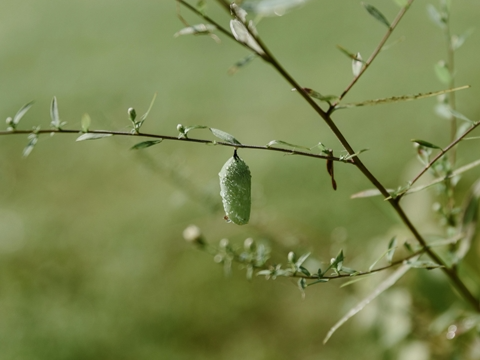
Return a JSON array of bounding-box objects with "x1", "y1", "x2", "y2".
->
[
  {"x1": 228, "y1": 53, "x2": 257, "y2": 75},
  {"x1": 231, "y1": 3, "x2": 248, "y2": 22},
  {"x1": 209, "y1": 128, "x2": 242, "y2": 145},
  {"x1": 341, "y1": 148, "x2": 369, "y2": 161},
  {"x1": 386, "y1": 237, "x2": 397, "y2": 264},
  {"x1": 76, "y1": 133, "x2": 113, "y2": 142},
  {"x1": 241, "y1": 0, "x2": 310, "y2": 17},
  {"x1": 427, "y1": 4, "x2": 446, "y2": 29},
  {"x1": 257, "y1": 269, "x2": 272, "y2": 277},
  {"x1": 137, "y1": 93, "x2": 157, "y2": 127},
  {"x1": 128, "y1": 108, "x2": 137, "y2": 123},
  {"x1": 340, "y1": 276, "x2": 371, "y2": 288},
  {"x1": 340, "y1": 267, "x2": 358, "y2": 275},
  {"x1": 404, "y1": 241, "x2": 414, "y2": 253},
  {"x1": 298, "y1": 277, "x2": 307, "y2": 290},
  {"x1": 81, "y1": 114, "x2": 91, "y2": 132},
  {"x1": 299, "y1": 266, "x2": 311, "y2": 277},
  {"x1": 230, "y1": 19, "x2": 265, "y2": 55},
  {"x1": 452, "y1": 28, "x2": 474, "y2": 51},
  {"x1": 449, "y1": 109, "x2": 474, "y2": 124},
  {"x1": 174, "y1": 24, "x2": 217, "y2": 37},
  {"x1": 336, "y1": 45, "x2": 358, "y2": 60},
  {"x1": 196, "y1": 0, "x2": 206, "y2": 11},
  {"x1": 177, "y1": 125, "x2": 208, "y2": 138},
  {"x1": 330, "y1": 249, "x2": 345, "y2": 272},
  {"x1": 351, "y1": 188, "x2": 392, "y2": 199},
  {"x1": 12, "y1": 101, "x2": 34, "y2": 128},
  {"x1": 308, "y1": 278, "x2": 330, "y2": 286},
  {"x1": 362, "y1": 3, "x2": 390, "y2": 27},
  {"x1": 352, "y1": 52, "x2": 363, "y2": 77},
  {"x1": 295, "y1": 252, "x2": 311, "y2": 268},
  {"x1": 299, "y1": 88, "x2": 339, "y2": 103},
  {"x1": 266, "y1": 140, "x2": 311, "y2": 151},
  {"x1": 434, "y1": 61, "x2": 452, "y2": 84},
  {"x1": 406, "y1": 260, "x2": 443, "y2": 269},
  {"x1": 50, "y1": 96, "x2": 63, "y2": 129},
  {"x1": 185, "y1": 125, "x2": 208, "y2": 133},
  {"x1": 130, "y1": 139, "x2": 163, "y2": 150},
  {"x1": 23, "y1": 133, "x2": 39, "y2": 157},
  {"x1": 411, "y1": 139, "x2": 442, "y2": 150}
]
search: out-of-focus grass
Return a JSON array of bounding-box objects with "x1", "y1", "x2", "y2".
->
[{"x1": 0, "y1": 1, "x2": 479, "y2": 359}]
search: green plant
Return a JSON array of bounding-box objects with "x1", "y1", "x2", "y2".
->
[{"x1": 2, "y1": 0, "x2": 480, "y2": 357}]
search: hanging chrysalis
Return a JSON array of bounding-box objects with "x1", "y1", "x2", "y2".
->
[{"x1": 219, "y1": 149, "x2": 251, "y2": 225}]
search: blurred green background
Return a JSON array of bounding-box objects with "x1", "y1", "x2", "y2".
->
[{"x1": 1, "y1": 0, "x2": 480, "y2": 359}]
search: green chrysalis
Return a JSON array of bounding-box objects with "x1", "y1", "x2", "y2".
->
[{"x1": 219, "y1": 150, "x2": 251, "y2": 225}]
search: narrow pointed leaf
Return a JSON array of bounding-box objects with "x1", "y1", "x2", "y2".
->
[
  {"x1": 351, "y1": 188, "x2": 392, "y2": 199},
  {"x1": 174, "y1": 24, "x2": 217, "y2": 37},
  {"x1": 362, "y1": 3, "x2": 390, "y2": 27},
  {"x1": 427, "y1": 4, "x2": 445, "y2": 29},
  {"x1": 452, "y1": 28, "x2": 474, "y2": 50},
  {"x1": 137, "y1": 93, "x2": 157, "y2": 128},
  {"x1": 340, "y1": 276, "x2": 371, "y2": 288},
  {"x1": 323, "y1": 262, "x2": 413, "y2": 344},
  {"x1": 449, "y1": 109, "x2": 474, "y2": 124},
  {"x1": 368, "y1": 248, "x2": 390, "y2": 272},
  {"x1": 434, "y1": 61, "x2": 452, "y2": 84},
  {"x1": 336, "y1": 45, "x2": 358, "y2": 60},
  {"x1": 228, "y1": 53, "x2": 257, "y2": 75},
  {"x1": 299, "y1": 266, "x2": 311, "y2": 276},
  {"x1": 230, "y1": 19, "x2": 265, "y2": 55},
  {"x1": 13, "y1": 101, "x2": 34, "y2": 126},
  {"x1": 411, "y1": 139, "x2": 442, "y2": 150},
  {"x1": 300, "y1": 88, "x2": 339, "y2": 103},
  {"x1": 341, "y1": 148, "x2": 369, "y2": 161},
  {"x1": 50, "y1": 96, "x2": 61, "y2": 129},
  {"x1": 231, "y1": 3, "x2": 248, "y2": 22},
  {"x1": 183, "y1": 125, "x2": 208, "y2": 137},
  {"x1": 241, "y1": 0, "x2": 310, "y2": 17},
  {"x1": 386, "y1": 237, "x2": 397, "y2": 264},
  {"x1": 406, "y1": 260, "x2": 443, "y2": 269},
  {"x1": 352, "y1": 53, "x2": 363, "y2": 77},
  {"x1": 130, "y1": 139, "x2": 163, "y2": 150},
  {"x1": 266, "y1": 140, "x2": 311, "y2": 151},
  {"x1": 76, "y1": 133, "x2": 113, "y2": 142},
  {"x1": 81, "y1": 114, "x2": 91, "y2": 133},
  {"x1": 295, "y1": 252, "x2": 311, "y2": 268},
  {"x1": 23, "y1": 134, "x2": 38, "y2": 157},
  {"x1": 209, "y1": 128, "x2": 242, "y2": 145}
]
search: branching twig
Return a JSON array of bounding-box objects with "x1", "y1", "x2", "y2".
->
[
  {"x1": 329, "y1": 0, "x2": 415, "y2": 109},
  {"x1": 0, "y1": 128, "x2": 351, "y2": 163},
  {"x1": 397, "y1": 121, "x2": 480, "y2": 201},
  {"x1": 203, "y1": 241, "x2": 425, "y2": 281}
]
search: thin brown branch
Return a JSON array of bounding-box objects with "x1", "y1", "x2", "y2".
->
[
  {"x1": 0, "y1": 128, "x2": 351, "y2": 163},
  {"x1": 398, "y1": 121, "x2": 480, "y2": 201},
  {"x1": 329, "y1": 0, "x2": 415, "y2": 110}
]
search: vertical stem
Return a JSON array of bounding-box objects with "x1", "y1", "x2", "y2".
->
[{"x1": 444, "y1": 13, "x2": 457, "y2": 166}]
